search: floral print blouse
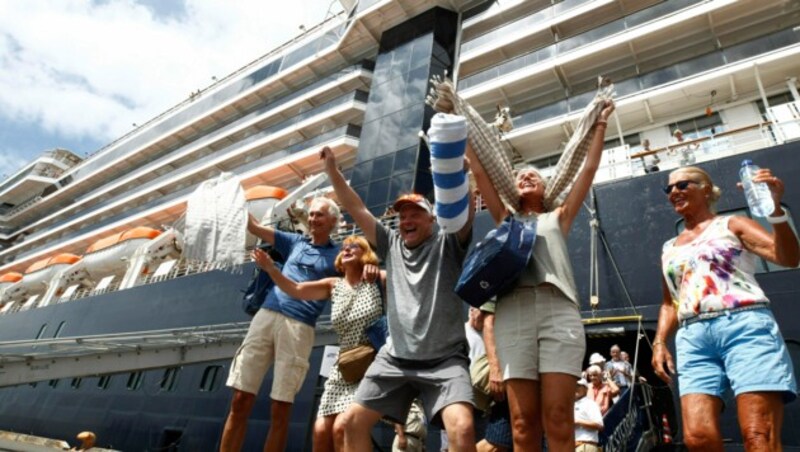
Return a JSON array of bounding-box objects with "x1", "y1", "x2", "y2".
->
[{"x1": 661, "y1": 215, "x2": 768, "y2": 321}]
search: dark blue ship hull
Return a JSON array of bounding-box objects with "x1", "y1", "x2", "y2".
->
[{"x1": 0, "y1": 143, "x2": 799, "y2": 450}]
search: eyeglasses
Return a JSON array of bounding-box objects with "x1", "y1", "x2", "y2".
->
[
  {"x1": 342, "y1": 243, "x2": 362, "y2": 252},
  {"x1": 662, "y1": 180, "x2": 698, "y2": 194}
]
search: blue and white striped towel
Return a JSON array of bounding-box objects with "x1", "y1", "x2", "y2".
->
[{"x1": 428, "y1": 113, "x2": 469, "y2": 233}]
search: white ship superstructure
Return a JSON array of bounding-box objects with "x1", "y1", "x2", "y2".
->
[{"x1": 0, "y1": 1, "x2": 799, "y2": 449}]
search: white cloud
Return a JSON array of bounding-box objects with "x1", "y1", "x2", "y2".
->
[
  {"x1": 0, "y1": 0, "x2": 337, "y2": 149},
  {"x1": 0, "y1": 149, "x2": 31, "y2": 180}
]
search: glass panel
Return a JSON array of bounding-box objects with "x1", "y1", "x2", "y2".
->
[
  {"x1": 370, "y1": 155, "x2": 394, "y2": 181},
  {"x1": 389, "y1": 171, "x2": 415, "y2": 203},
  {"x1": 351, "y1": 161, "x2": 373, "y2": 186},
  {"x1": 366, "y1": 178, "x2": 390, "y2": 208},
  {"x1": 393, "y1": 146, "x2": 418, "y2": 173}
]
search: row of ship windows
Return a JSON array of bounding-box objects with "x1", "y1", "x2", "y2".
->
[{"x1": 32, "y1": 365, "x2": 224, "y2": 393}]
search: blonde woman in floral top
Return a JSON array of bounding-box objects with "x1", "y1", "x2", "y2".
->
[{"x1": 652, "y1": 165, "x2": 799, "y2": 451}]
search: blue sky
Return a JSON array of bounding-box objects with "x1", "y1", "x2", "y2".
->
[{"x1": 0, "y1": 0, "x2": 336, "y2": 178}]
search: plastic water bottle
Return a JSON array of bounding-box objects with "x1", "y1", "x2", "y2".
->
[{"x1": 739, "y1": 160, "x2": 774, "y2": 217}]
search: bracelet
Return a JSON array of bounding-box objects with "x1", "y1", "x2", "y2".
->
[
  {"x1": 767, "y1": 211, "x2": 788, "y2": 224},
  {"x1": 596, "y1": 120, "x2": 608, "y2": 126},
  {"x1": 652, "y1": 340, "x2": 666, "y2": 348}
]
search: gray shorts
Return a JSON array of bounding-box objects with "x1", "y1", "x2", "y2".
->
[
  {"x1": 354, "y1": 350, "x2": 475, "y2": 426},
  {"x1": 495, "y1": 286, "x2": 586, "y2": 380}
]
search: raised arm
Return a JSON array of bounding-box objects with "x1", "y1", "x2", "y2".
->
[
  {"x1": 467, "y1": 143, "x2": 509, "y2": 225},
  {"x1": 248, "y1": 212, "x2": 276, "y2": 245},
  {"x1": 320, "y1": 146, "x2": 378, "y2": 247},
  {"x1": 252, "y1": 248, "x2": 335, "y2": 300},
  {"x1": 652, "y1": 278, "x2": 678, "y2": 384},
  {"x1": 730, "y1": 170, "x2": 799, "y2": 268},
  {"x1": 558, "y1": 101, "x2": 614, "y2": 235}
]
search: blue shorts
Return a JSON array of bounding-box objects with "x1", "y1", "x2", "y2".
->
[{"x1": 676, "y1": 308, "x2": 797, "y2": 403}]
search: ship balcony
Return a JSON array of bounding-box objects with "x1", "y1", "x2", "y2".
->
[
  {"x1": 458, "y1": 0, "x2": 796, "y2": 113},
  {"x1": 13, "y1": 90, "x2": 368, "y2": 246},
  {"x1": 5, "y1": 64, "x2": 372, "y2": 227},
  {"x1": 459, "y1": 0, "x2": 652, "y2": 77},
  {"x1": 0, "y1": 125, "x2": 362, "y2": 270},
  {"x1": 0, "y1": 150, "x2": 82, "y2": 216},
  {"x1": 502, "y1": 32, "x2": 800, "y2": 160}
]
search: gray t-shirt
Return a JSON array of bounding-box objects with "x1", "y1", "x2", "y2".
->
[{"x1": 376, "y1": 224, "x2": 470, "y2": 361}]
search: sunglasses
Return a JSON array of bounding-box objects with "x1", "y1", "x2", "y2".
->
[{"x1": 662, "y1": 180, "x2": 698, "y2": 194}]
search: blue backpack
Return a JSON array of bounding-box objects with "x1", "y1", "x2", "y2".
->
[{"x1": 455, "y1": 216, "x2": 536, "y2": 307}]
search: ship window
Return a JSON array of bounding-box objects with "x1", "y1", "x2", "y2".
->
[
  {"x1": 756, "y1": 92, "x2": 793, "y2": 116},
  {"x1": 53, "y1": 321, "x2": 66, "y2": 338},
  {"x1": 676, "y1": 206, "x2": 797, "y2": 273},
  {"x1": 71, "y1": 378, "x2": 82, "y2": 389},
  {"x1": 127, "y1": 371, "x2": 144, "y2": 391},
  {"x1": 35, "y1": 324, "x2": 48, "y2": 339},
  {"x1": 199, "y1": 365, "x2": 223, "y2": 392},
  {"x1": 97, "y1": 375, "x2": 112, "y2": 390},
  {"x1": 604, "y1": 133, "x2": 641, "y2": 150},
  {"x1": 49, "y1": 379, "x2": 59, "y2": 388},
  {"x1": 669, "y1": 112, "x2": 723, "y2": 140},
  {"x1": 161, "y1": 367, "x2": 181, "y2": 392}
]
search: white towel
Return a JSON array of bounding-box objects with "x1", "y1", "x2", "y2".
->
[
  {"x1": 183, "y1": 173, "x2": 248, "y2": 268},
  {"x1": 428, "y1": 113, "x2": 469, "y2": 233}
]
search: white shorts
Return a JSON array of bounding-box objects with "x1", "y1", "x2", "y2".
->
[
  {"x1": 495, "y1": 286, "x2": 585, "y2": 380},
  {"x1": 226, "y1": 309, "x2": 314, "y2": 402}
]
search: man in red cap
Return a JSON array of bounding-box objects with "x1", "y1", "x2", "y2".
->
[{"x1": 320, "y1": 146, "x2": 477, "y2": 451}]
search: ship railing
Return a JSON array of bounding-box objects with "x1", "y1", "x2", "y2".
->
[
  {"x1": 1, "y1": 196, "x2": 43, "y2": 219},
  {"x1": 593, "y1": 120, "x2": 794, "y2": 184}
]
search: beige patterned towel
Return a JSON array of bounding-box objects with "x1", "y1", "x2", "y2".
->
[{"x1": 426, "y1": 75, "x2": 614, "y2": 212}]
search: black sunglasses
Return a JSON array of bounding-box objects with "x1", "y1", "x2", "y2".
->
[{"x1": 662, "y1": 180, "x2": 698, "y2": 194}]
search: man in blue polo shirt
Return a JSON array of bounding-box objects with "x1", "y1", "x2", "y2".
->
[{"x1": 220, "y1": 197, "x2": 340, "y2": 452}]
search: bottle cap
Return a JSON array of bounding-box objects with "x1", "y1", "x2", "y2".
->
[{"x1": 742, "y1": 159, "x2": 753, "y2": 166}]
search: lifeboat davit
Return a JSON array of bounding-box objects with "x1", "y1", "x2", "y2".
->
[{"x1": 81, "y1": 227, "x2": 161, "y2": 277}]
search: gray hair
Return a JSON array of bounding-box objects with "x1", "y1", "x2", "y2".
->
[
  {"x1": 515, "y1": 165, "x2": 549, "y2": 187},
  {"x1": 310, "y1": 197, "x2": 341, "y2": 222}
]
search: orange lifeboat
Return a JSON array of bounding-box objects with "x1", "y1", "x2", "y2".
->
[
  {"x1": 81, "y1": 227, "x2": 162, "y2": 276},
  {"x1": 25, "y1": 254, "x2": 81, "y2": 274},
  {"x1": 0, "y1": 272, "x2": 23, "y2": 284},
  {"x1": 245, "y1": 186, "x2": 288, "y2": 201}
]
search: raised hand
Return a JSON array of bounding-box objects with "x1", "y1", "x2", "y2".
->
[
  {"x1": 752, "y1": 168, "x2": 785, "y2": 207},
  {"x1": 319, "y1": 146, "x2": 337, "y2": 174},
  {"x1": 598, "y1": 100, "x2": 615, "y2": 122},
  {"x1": 251, "y1": 248, "x2": 276, "y2": 272}
]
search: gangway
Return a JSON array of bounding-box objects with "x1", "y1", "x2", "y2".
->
[{"x1": 0, "y1": 320, "x2": 337, "y2": 387}]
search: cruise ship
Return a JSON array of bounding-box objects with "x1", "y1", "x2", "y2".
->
[{"x1": 1, "y1": 0, "x2": 799, "y2": 450}]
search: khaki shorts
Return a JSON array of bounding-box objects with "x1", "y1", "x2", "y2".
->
[
  {"x1": 226, "y1": 309, "x2": 314, "y2": 402},
  {"x1": 495, "y1": 286, "x2": 585, "y2": 380}
]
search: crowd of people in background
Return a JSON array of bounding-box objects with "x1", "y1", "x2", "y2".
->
[{"x1": 218, "y1": 91, "x2": 798, "y2": 451}]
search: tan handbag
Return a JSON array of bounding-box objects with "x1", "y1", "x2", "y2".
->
[{"x1": 337, "y1": 344, "x2": 376, "y2": 383}]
